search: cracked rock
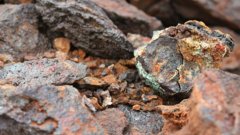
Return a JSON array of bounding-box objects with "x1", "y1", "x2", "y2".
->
[
  {"x1": 35, "y1": 0, "x2": 133, "y2": 59},
  {"x1": 0, "y1": 85, "x2": 104, "y2": 135},
  {"x1": 135, "y1": 20, "x2": 235, "y2": 97},
  {"x1": 0, "y1": 4, "x2": 50, "y2": 61},
  {"x1": 91, "y1": 0, "x2": 163, "y2": 36},
  {"x1": 175, "y1": 69, "x2": 240, "y2": 135},
  {"x1": 0, "y1": 58, "x2": 87, "y2": 86}
]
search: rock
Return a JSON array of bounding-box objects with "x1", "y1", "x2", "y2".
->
[
  {"x1": 102, "y1": 74, "x2": 118, "y2": 84},
  {"x1": 0, "y1": 58, "x2": 87, "y2": 86},
  {"x1": 135, "y1": 20, "x2": 235, "y2": 97},
  {"x1": 53, "y1": 37, "x2": 71, "y2": 53},
  {"x1": 95, "y1": 108, "x2": 128, "y2": 135},
  {"x1": 214, "y1": 27, "x2": 240, "y2": 75},
  {"x1": 35, "y1": 0, "x2": 133, "y2": 59},
  {"x1": 175, "y1": 69, "x2": 240, "y2": 135},
  {"x1": 4, "y1": 0, "x2": 32, "y2": 4},
  {"x1": 91, "y1": 0, "x2": 163, "y2": 36},
  {"x1": 119, "y1": 105, "x2": 164, "y2": 134},
  {"x1": 118, "y1": 69, "x2": 139, "y2": 83},
  {"x1": 129, "y1": 0, "x2": 181, "y2": 26},
  {"x1": 172, "y1": 0, "x2": 240, "y2": 31},
  {"x1": 127, "y1": 33, "x2": 151, "y2": 49},
  {"x1": 77, "y1": 76, "x2": 108, "y2": 90},
  {"x1": 0, "y1": 85, "x2": 105, "y2": 134},
  {"x1": 156, "y1": 99, "x2": 191, "y2": 134},
  {"x1": 0, "y1": 4, "x2": 50, "y2": 61}
]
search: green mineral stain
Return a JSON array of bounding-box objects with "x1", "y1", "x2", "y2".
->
[{"x1": 136, "y1": 61, "x2": 165, "y2": 96}]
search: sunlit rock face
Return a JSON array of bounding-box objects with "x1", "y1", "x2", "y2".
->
[{"x1": 135, "y1": 20, "x2": 235, "y2": 97}]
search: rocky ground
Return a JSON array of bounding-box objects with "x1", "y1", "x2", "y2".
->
[{"x1": 0, "y1": 0, "x2": 239, "y2": 135}]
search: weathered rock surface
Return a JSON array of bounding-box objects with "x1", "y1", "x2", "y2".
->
[
  {"x1": 95, "y1": 108, "x2": 128, "y2": 135},
  {"x1": 172, "y1": 0, "x2": 240, "y2": 31},
  {"x1": 91, "y1": 0, "x2": 163, "y2": 36},
  {"x1": 215, "y1": 27, "x2": 240, "y2": 75},
  {"x1": 0, "y1": 85, "x2": 104, "y2": 135},
  {"x1": 35, "y1": 0, "x2": 133, "y2": 59},
  {"x1": 175, "y1": 69, "x2": 240, "y2": 135},
  {"x1": 0, "y1": 58, "x2": 87, "y2": 86},
  {"x1": 4, "y1": 0, "x2": 32, "y2": 4},
  {"x1": 135, "y1": 20, "x2": 234, "y2": 97},
  {"x1": 0, "y1": 4, "x2": 50, "y2": 60},
  {"x1": 119, "y1": 105, "x2": 164, "y2": 135}
]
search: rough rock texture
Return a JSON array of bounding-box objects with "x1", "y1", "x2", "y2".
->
[
  {"x1": 119, "y1": 105, "x2": 164, "y2": 134},
  {"x1": 0, "y1": 85, "x2": 104, "y2": 135},
  {"x1": 91, "y1": 0, "x2": 163, "y2": 36},
  {"x1": 0, "y1": 4, "x2": 50, "y2": 60},
  {"x1": 0, "y1": 58, "x2": 87, "y2": 86},
  {"x1": 175, "y1": 69, "x2": 240, "y2": 135},
  {"x1": 172, "y1": 0, "x2": 240, "y2": 31},
  {"x1": 129, "y1": 0, "x2": 181, "y2": 26},
  {"x1": 35, "y1": 0, "x2": 133, "y2": 59},
  {"x1": 216, "y1": 27, "x2": 240, "y2": 75},
  {"x1": 4, "y1": 0, "x2": 32, "y2": 4},
  {"x1": 135, "y1": 20, "x2": 234, "y2": 97},
  {"x1": 95, "y1": 108, "x2": 128, "y2": 135}
]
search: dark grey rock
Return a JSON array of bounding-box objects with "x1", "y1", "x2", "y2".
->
[
  {"x1": 118, "y1": 105, "x2": 164, "y2": 135},
  {"x1": 35, "y1": 0, "x2": 133, "y2": 59},
  {"x1": 0, "y1": 4, "x2": 50, "y2": 60},
  {"x1": 0, "y1": 58, "x2": 87, "y2": 86}
]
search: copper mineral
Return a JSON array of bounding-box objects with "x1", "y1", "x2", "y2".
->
[{"x1": 135, "y1": 20, "x2": 235, "y2": 97}]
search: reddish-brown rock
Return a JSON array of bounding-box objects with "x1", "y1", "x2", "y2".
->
[
  {"x1": 92, "y1": 0, "x2": 163, "y2": 36},
  {"x1": 0, "y1": 4, "x2": 50, "y2": 60},
  {"x1": 0, "y1": 58, "x2": 87, "y2": 86},
  {"x1": 172, "y1": 0, "x2": 240, "y2": 31},
  {"x1": 0, "y1": 85, "x2": 105, "y2": 135},
  {"x1": 4, "y1": 0, "x2": 32, "y2": 4},
  {"x1": 95, "y1": 108, "x2": 128, "y2": 135},
  {"x1": 128, "y1": 0, "x2": 181, "y2": 26},
  {"x1": 175, "y1": 69, "x2": 240, "y2": 135}
]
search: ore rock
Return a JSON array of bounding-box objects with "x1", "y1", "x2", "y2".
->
[
  {"x1": 0, "y1": 4, "x2": 50, "y2": 61},
  {"x1": 118, "y1": 105, "x2": 164, "y2": 134},
  {"x1": 91, "y1": 0, "x2": 163, "y2": 36},
  {"x1": 95, "y1": 108, "x2": 128, "y2": 135},
  {"x1": 0, "y1": 58, "x2": 87, "y2": 86},
  {"x1": 135, "y1": 20, "x2": 235, "y2": 97},
  {"x1": 35, "y1": 0, "x2": 133, "y2": 59},
  {"x1": 175, "y1": 69, "x2": 240, "y2": 135},
  {"x1": 0, "y1": 85, "x2": 105, "y2": 135}
]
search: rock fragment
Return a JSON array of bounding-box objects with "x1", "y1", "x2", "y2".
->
[
  {"x1": 135, "y1": 20, "x2": 235, "y2": 97},
  {"x1": 0, "y1": 58, "x2": 87, "y2": 86},
  {"x1": 91, "y1": 0, "x2": 163, "y2": 36},
  {"x1": 53, "y1": 37, "x2": 71, "y2": 53},
  {"x1": 0, "y1": 4, "x2": 50, "y2": 60},
  {"x1": 35, "y1": 0, "x2": 133, "y2": 59},
  {"x1": 95, "y1": 108, "x2": 128, "y2": 135},
  {"x1": 0, "y1": 85, "x2": 105, "y2": 134},
  {"x1": 175, "y1": 69, "x2": 240, "y2": 135},
  {"x1": 119, "y1": 105, "x2": 164, "y2": 134}
]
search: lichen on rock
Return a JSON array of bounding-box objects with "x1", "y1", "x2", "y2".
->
[{"x1": 135, "y1": 20, "x2": 235, "y2": 97}]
